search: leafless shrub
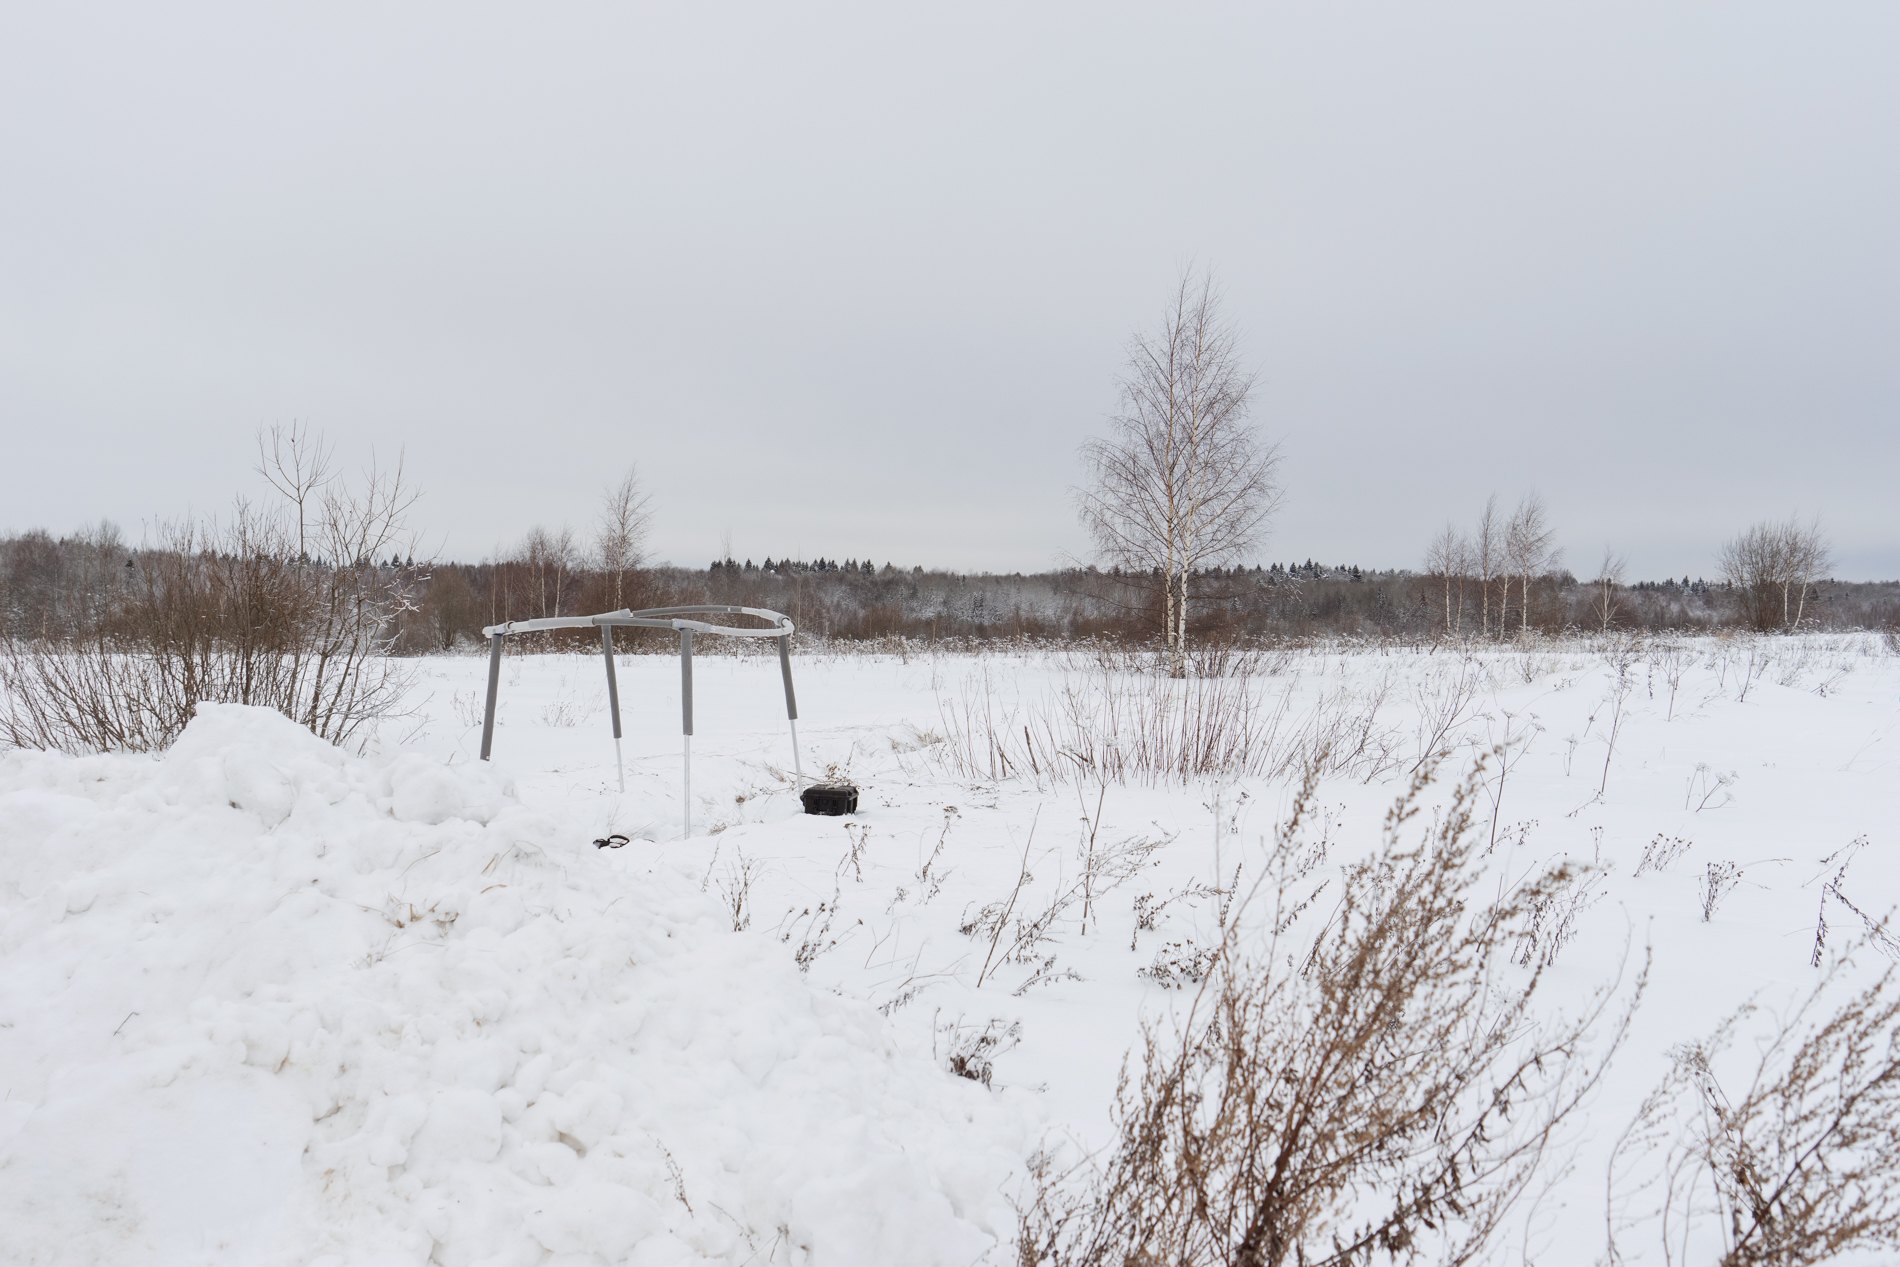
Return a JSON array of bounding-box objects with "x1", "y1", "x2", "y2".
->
[
  {"x1": 962, "y1": 812, "x2": 1163, "y2": 990},
  {"x1": 1702, "y1": 860, "x2": 1744, "y2": 922},
  {"x1": 1598, "y1": 653, "x2": 1636, "y2": 796},
  {"x1": 1768, "y1": 635, "x2": 1857, "y2": 696},
  {"x1": 1809, "y1": 661, "x2": 1851, "y2": 698},
  {"x1": 0, "y1": 429, "x2": 419, "y2": 753},
  {"x1": 958, "y1": 814, "x2": 1088, "y2": 991},
  {"x1": 890, "y1": 805, "x2": 958, "y2": 911},
  {"x1": 1087, "y1": 832, "x2": 1168, "y2": 913},
  {"x1": 877, "y1": 984, "x2": 929, "y2": 1016},
  {"x1": 1071, "y1": 784, "x2": 1168, "y2": 938},
  {"x1": 717, "y1": 850, "x2": 761, "y2": 932},
  {"x1": 1408, "y1": 659, "x2": 1484, "y2": 774},
  {"x1": 1481, "y1": 717, "x2": 1542, "y2": 854},
  {"x1": 1611, "y1": 952, "x2": 1900, "y2": 1266},
  {"x1": 654, "y1": 1137, "x2": 693, "y2": 1215},
  {"x1": 1019, "y1": 757, "x2": 1639, "y2": 1267},
  {"x1": 1635, "y1": 833, "x2": 1696, "y2": 877},
  {"x1": 1514, "y1": 642, "x2": 1554, "y2": 684},
  {"x1": 1135, "y1": 861, "x2": 1242, "y2": 990},
  {"x1": 938, "y1": 1014, "x2": 1021, "y2": 1088},
  {"x1": 1129, "y1": 874, "x2": 1234, "y2": 952},
  {"x1": 963, "y1": 832, "x2": 1039, "y2": 990},
  {"x1": 1811, "y1": 837, "x2": 1898, "y2": 967},
  {"x1": 778, "y1": 878, "x2": 850, "y2": 972},
  {"x1": 1599, "y1": 628, "x2": 1644, "y2": 677},
  {"x1": 1014, "y1": 956, "x2": 1084, "y2": 996},
  {"x1": 1653, "y1": 641, "x2": 1692, "y2": 721},
  {"x1": 937, "y1": 663, "x2": 1399, "y2": 788},
  {"x1": 1733, "y1": 640, "x2": 1772, "y2": 703},
  {"x1": 1774, "y1": 639, "x2": 1817, "y2": 688},
  {"x1": 1292, "y1": 676, "x2": 1404, "y2": 785},
  {"x1": 985, "y1": 864, "x2": 1080, "y2": 979},
  {"x1": 1183, "y1": 635, "x2": 1286, "y2": 680},
  {"x1": 449, "y1": 690, "x2": 483, "y2": 729},
  {"x1": 938, "y1": 664, "x2": 1287, "y2": 786},
  {"x1": 1139, "y1": 936, "x2": 1221, "y2": 990},
  {"x1": 1075, "y1": 783, "x2": 1109, "y2": 934},
  {"x1": 1883, "y1": 627, "x2": 1900, "y2": 656},
  {"x1": 1562, "y1": 730, "x2": 1583, "y2": 777},
  {"x1": 538, "y1": 695, "x2": 586, "y2": 728},
  {"x1": 1686, "y1": 763, "x2": 1737, "y2": 813},
  {"x1": 842, "y1": 821, "x2": 871, "y2": 883},
  {"x1": 1513, "y1": 861, "x2": 1607, "y2": 968}
]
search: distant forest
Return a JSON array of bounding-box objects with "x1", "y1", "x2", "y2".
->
[{"x1": 5, "y1": 528, "x2": 1897, "y2": 653}]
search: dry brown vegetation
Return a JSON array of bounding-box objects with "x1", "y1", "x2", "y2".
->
[
  {"x1": 1018, "y1": 757, "x2": 1640, "y2": 1267},
  {"x1": 0, "y1": 427, "x2": 418, "y2": 752},
  {"x1": 1609, "y1": 952, "x2": 1900, "y2": 1267},
  {"x1": 936, "y1": 661, "x2": 1403, "y2": 788}
]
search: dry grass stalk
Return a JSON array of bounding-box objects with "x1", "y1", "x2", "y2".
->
[
  {"x1": 1020, "y1": 756, "x2": 1639, "y2": 1267},
  {"x1": 937, "y1": 664, "x2": 1400, "y2": 788},
  {"x1": 1613, "y1": 950, "x2": 1900, "y2": 1266}
]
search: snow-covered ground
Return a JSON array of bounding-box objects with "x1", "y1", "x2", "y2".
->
[{"x1": 4, "y1": 634, "x2": 1897, "y2": 1265}]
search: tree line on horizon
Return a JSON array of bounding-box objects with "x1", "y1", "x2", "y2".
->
[
  {"x1": 0, "y1": 269, "x2": 1889, "y2": 670},
  {"x1": 5, "y1": 523, "x2": 1895, "y2": 656}
]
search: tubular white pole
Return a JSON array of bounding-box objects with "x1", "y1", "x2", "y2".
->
[
  {"x1": 601, "y1": 625, "x2": 624, "y2": 793},
  {"x1": 479, "y1": 634, "x2": 504, "y2": 760},
  {"x1": 777, "y1": 633, "x2": 801, "y2": 784},
  {"x1": 680, "y1": 628, "x2": 694, "y2": 839}
]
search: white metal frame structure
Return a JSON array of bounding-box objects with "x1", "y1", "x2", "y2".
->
[{"x1": 478, "y1": 605, "x2": 800, "y2": 836}]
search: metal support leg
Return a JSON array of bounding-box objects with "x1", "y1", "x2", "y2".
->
[
  {"x1": 680, "y1": 629, "x2": 694, "y2": 838},
  {"x1": 778, "y1": 633, "x2": 802, "y2": 783},
  {"x1": 602, "y1": 625, "x2": 624, "y2": 792},
  {"x1": 480, "y1": 633, "x2": 504, "y2": 760}
]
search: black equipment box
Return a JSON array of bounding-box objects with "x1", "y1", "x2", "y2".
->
[{"x1": 800, "y1": 783, "x2": 859, "y2": 816}]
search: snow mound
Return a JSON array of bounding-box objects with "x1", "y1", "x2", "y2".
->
[{"x1": 0, "y1": 706, "x2": 1027, "y2": 1266}]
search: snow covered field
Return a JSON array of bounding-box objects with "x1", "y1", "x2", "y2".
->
[{"x1": 4, "y1": 634, "x2": 1898, "y2": 1265}]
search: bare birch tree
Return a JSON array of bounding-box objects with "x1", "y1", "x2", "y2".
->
[
  {"x1": 1474, "y1": 496, "x2": 1501, "y2": 638},
  {"x1": 597, "y1": 466, "x2": 654, "y2": 609},
  {"x1": 1718, "y1": 517, "x2": 1831, "y2": 632},
  {"x1": 1504, "y1": 492, "x2": 1558, "y2": 635},
  {"x1": 1076, "y1": 271, "x2": 1281, "y2": 676},
  {"x1": 518, "y1": 525, "x2": 578, "y2": 618},
  {"x1": 1591, "y1": 547, "x2": 1626, "y2": 632},
  {"x1": 1425, "y1": 523, "x2": 1471, "y2": 636}
]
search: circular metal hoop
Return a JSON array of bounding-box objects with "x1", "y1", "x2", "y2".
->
[{"x1": 481, "y1": 604, "x2": 794, "y2": 641}]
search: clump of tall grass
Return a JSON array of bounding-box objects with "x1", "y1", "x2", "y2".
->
[
  {"x1": 934, "y1": 662, "x2": 1401, "y2": 786},
  {"x1": 1019, "y1": 757, "x2": 1641, "y2": 1267}
]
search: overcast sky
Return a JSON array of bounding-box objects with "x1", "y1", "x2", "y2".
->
[{"x1": 3, "y1": 3, "x2": 1896, "y2": 579}]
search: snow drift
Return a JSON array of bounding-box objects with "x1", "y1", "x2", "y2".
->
[{"x1": 0, "y1": 705, "x2": 1027, "y2": 1266}]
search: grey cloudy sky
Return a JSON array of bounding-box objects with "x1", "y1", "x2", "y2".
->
[{"x1": 3, "y1": 3, "x2": 1896, "y2": 579}]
